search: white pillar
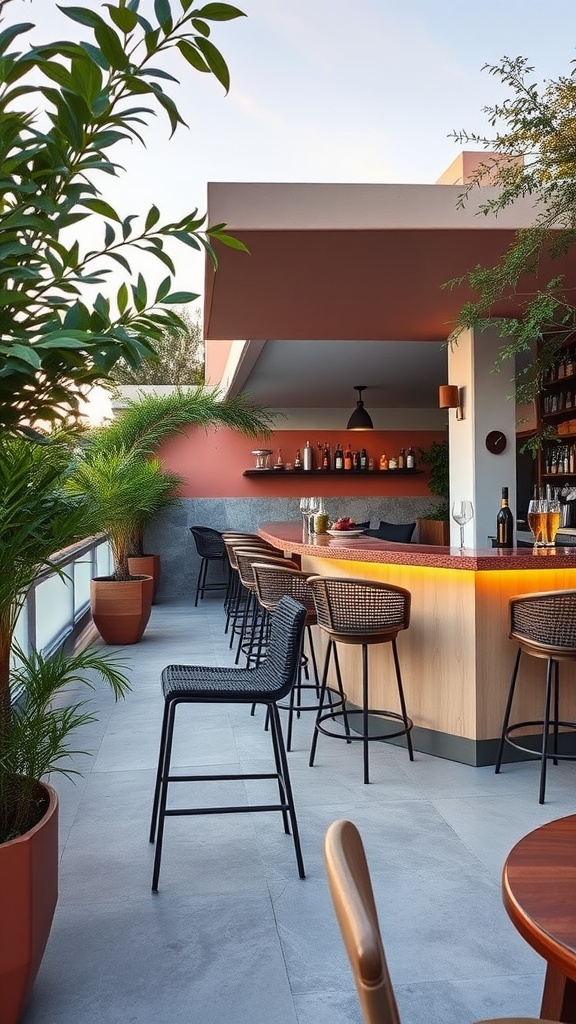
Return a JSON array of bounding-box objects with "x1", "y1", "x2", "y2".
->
[{"x1": 447, "y1": 327, "x2": 517, "y2": 549}]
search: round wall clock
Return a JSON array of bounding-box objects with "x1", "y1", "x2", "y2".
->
[{"x1": 485, "y1": 430, "x2": 507, "y2": 455}]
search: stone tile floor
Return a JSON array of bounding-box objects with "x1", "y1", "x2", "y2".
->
[{"x1": 22, "y1": 595, "x2": 576, "y2": 1024}]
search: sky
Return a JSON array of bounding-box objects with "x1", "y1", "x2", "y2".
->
[{"x1": 10, "y1": 0, "x2": 576, "y2": 301}]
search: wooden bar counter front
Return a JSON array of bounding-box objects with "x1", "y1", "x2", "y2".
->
[{"x1": 258, "y1": 522, "x2": 576, "y2": 765}]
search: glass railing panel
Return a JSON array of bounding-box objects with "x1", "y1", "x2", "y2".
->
[{"x1": 35, "y1": 570, "x2": 74, "y2": 652}]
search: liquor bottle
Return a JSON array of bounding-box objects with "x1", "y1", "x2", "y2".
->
[
  {"x1": 344, "y1": 445, "x2": 353, "y2": 471},
  {"x1": 322, "y1": 443, "x2": 331, "y2": 470},
  {"x1": 353, "y1": 449, "x2": 361, "y2": 471},
  {"x1": 334, "y1": 443, "x2": 344, "y2": 471},
  {"x1": 360, "y1": 447, "x2": 368, "y2": 471},
  {"x1": 316, "y1": 441, "x2": 323, "y2": 469},
  {"x1": 379, "y1": 453, "x2": 388, "y2": 470},
  {"x1": 406, "y1": 446, "x2": 415, "y2": 469},
  {"x1": 496, "y1": 486, "x2": 514, "y2": 548},
  {"x1": 303, "y1": 440, "x2": 313, "y2": 471},
  {"x1": 294, "y1": 448, "x2": 302, "y2": 470},
  {"x1": 398, "y1": 448, "x2": 405, "y2": 469},
  {"x1": 275, "y1": 448, "x2": 284, "y2": 468}
]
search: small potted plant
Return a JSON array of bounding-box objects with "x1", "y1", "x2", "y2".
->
[
  {"x1": 418, "y1": 439, "x2": 450, "y2": 544},
  {"x1": 67, "y1": 448, "x2": 182, "y2": 643}
]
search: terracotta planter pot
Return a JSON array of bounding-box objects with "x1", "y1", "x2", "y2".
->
[
  {"x1": 127, "y1": 554, "x2": 161, "y2": 602},
  {"x1": 0, "y1": 783, "x2": 58, "y2": 1024},
  {"x1": 91, "y1": 574, "x2": 153, "y2": 644}
]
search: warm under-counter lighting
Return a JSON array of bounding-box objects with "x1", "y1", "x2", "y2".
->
[{"x1": 439, "y1": 384, "x2": 464, "y2": 420}]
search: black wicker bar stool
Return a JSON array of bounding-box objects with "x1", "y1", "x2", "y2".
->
[
  {"x1": 252, "y1": 562, "x2": 347, "y2": 751},
  {"x1": 149, "y1": 595, "x2": 307, "y2": 891},
  {"x1": 307, "y1": 576, "x2": 413, "y2": 785},
  {"x1": 234, "y1": 549, "x2": 299, "y2": 666},
  {"x1": 495, "y1": 589, "x2": 576, "y2": 803},
  {"x1": 189, "y1": 526, "x2": 228, "y2": 607}
]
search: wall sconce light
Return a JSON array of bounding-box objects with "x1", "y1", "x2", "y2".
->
[
  {"x1": 346, "y1": 385, "x2": 374, "y2": 430},
  {"x1": 438, "y1": 384, "x2": 464, "y2": 420}
]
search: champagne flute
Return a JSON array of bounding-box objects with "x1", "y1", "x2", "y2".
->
[{"x1": 451, "y1": 500, "x2": 474, "y2": 550}]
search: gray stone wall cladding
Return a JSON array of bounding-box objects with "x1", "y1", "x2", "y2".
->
[{"x1": 146, "y1": 496, "x2": 439, "y2": 601}]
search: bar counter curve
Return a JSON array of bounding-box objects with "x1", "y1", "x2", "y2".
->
[{"x1": 258, "y1": 522, "x2": 576, "y2": 766}]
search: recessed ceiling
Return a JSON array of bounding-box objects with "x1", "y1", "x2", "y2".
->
[{"x1": 243, "y1": 340, "x2": 447, "y2": 408}]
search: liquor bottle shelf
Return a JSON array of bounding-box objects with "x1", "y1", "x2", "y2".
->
[{"x1": 243, "y1": 468, "x2": 423, "y2": 477}]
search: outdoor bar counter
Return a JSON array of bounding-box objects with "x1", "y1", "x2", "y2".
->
[{"x1": 259, "y1": 522, "x2": 576, "y2": 765}]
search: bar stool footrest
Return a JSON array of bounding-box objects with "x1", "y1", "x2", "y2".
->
[
  {"x1": 277, "y1": 684, "x2": 345, "y2": 713},
  {"x1": 316, "y1": 707, "x2": 413, "y2": 743},
  {"x1": 503, "y1": 718, "x2": 576, "y2": 761}
]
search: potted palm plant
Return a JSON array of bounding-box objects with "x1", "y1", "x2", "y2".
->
[
  {"x1": 0, "y1": 435, "x2": 131, "y2": 1024},
  {"x1": 83, "y1": 386, "x2": 275, "y2": 598},
  {"x1": 67, "y1": 448, "x2": 183, "y2": 643}
]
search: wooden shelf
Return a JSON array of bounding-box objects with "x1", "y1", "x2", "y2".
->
[
  {"x1": 541, "y1": 472, "x2": 576, "y2": 478},
  {"x1": 243, "y1": 468, "x2": 423, "y2": 477},
  {"x1": 541, "y1": 409, "x2": 576, "y2": 420}
]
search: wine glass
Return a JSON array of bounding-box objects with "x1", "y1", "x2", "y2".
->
[
  {"x1": 451, "y1": 500, "x2": 474, "y2": 549},
  {"x1": 299, "y1": 497, "x2": 311, "y2": 533}
]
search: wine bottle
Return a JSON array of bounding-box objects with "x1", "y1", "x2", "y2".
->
[
  {"x1": 496, "y1": 486, "x2": 514, "y2": 548},
  {"x1": 360, "y1": 447, "x2": 368, "y2": 471},
  {"x1": 344, "y1": 445, "x2": 353, "y2": 471},
  {"x1": 322, "y1": 443, "x2": 331, "y2": 470},
  {"x1": 334, "y1": 443, "x2": 344, "y2": 471}
]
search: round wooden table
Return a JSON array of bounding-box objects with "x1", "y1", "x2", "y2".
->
[{"x1": 503, "y1": 814, "x2": 576, "y2": 1022}]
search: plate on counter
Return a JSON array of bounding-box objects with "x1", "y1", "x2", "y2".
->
[{"x1": 326, "y1": 529, "x2": 365, "y2": 538}]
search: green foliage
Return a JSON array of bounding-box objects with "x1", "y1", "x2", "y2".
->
[
  {"x1": 1, "y1": 643, "x2": 130, "y2": 842},
  {"x1": 419, "y1": 439, "x2": 449, "y2": 520},
  {"x1": 447, "y1": 55, "x2": 576, "y2": 429},
  {"x1": 0, "y1": 432, "x2": 131, "y2": 841},
  {"x1": 66, "y1": 448, "x2": 182, "y2": 578},
  {"x1": 77, "y1": 386, "x2": 274, "y2": 559},
  {"x1": 109, "y1": 307, "x2": 205, "y2": 385},
  {"x1": 89, "y1": 386, "x2": 275, "y2": 457},
  {"x1": 0, "y1": 0, "x2": 246, "y2": 434}
]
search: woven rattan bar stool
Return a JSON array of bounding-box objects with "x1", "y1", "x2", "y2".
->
[
  {"x1": 495, "y1": 589, "x2": 576, "y2": 803},
  {"x1": 252, "y1": 562, "x2": 347, "y2": 750},
  {"x1": 307, "y1": 576, "x2": 413, "y2": 784},
  {"x1": 234, "y1": 549, "x2": 299, "y2": 666},
  {"x1": 222, "y1": 537, "x2": 280, "y2": 644},
  {"x1": 149, "y1": 595, "x2": 307, "y2": 891},
  {"x1": 189, "y1": 526, "x2": 228, "y2": 607}
]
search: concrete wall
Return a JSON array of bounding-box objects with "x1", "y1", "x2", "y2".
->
[{"x1": 147, "y1": 494, "x2": 439, "y2": 601}]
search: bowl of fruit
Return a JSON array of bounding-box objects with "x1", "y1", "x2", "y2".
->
[{"x1": 327, "y1": 517, "x2": 365, "y2": 537}]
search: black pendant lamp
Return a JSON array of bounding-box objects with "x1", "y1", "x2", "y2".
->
[{"x1": 346, "y1": 386, "x2": 374, "y2": 430}]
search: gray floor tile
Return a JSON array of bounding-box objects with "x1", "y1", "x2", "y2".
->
[{"x1": 24, "y1": 598, "x2": 576, "y2": 1024}]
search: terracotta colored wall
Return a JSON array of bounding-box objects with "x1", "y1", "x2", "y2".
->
[{"x1": 159, "y1": 427, "x2": 446, "y2": 498}]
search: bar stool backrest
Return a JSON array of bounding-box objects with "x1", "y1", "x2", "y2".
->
[
  {"x1": 307, "y1": 576, "x2": 411, "y2": 636},
  {"x1": 235, "y1": 549, "x2": 297, "y2": 591},
  {"x1": 509, "y1": 589, "x2": 576, "y2": 653},
  {"x1": 259, "y1": 595, "x2": 307, "y2": 696},
  {"x1": 324, "y1": 819, "x2": 401, "y2": 1024},
  {"x1": 190, "y1": 526, "x2": 224, "y2": 558},
  {"x1": 252, "y1": 562, "x2": 316, "y2": 615}
]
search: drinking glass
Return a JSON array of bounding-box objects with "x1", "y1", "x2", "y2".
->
[
  {"x1": 527, "y1": 496, "x2": 546, "y2": 546},
  {"x1": 299, "y1": 497, "x2": 311, "y2": 534},
  {"x1": 307, "y1": 496, "x2": 320, "y2": 533},
  {"x1": 451, "y1": 500, "x2": 474, "y2": 549},
  {"x1": 545, "y1": 492, "x2": 562, "y2": 546}
]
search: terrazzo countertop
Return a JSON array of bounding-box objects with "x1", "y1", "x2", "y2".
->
[{"x1": 258, "y1": 521, "x2": 576, "y2": 572}]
